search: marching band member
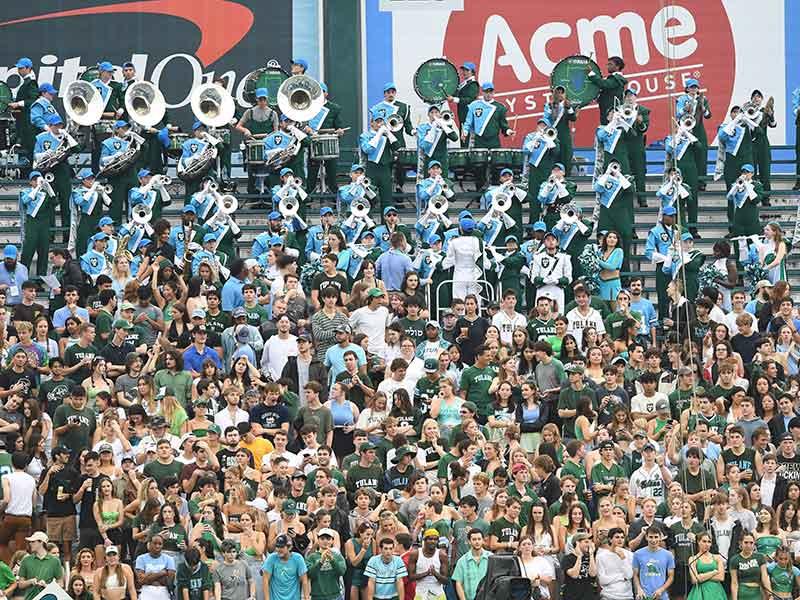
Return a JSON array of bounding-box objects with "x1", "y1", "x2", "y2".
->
[
  {"x1": 203, "y1": 200, "x2": 242, "y2": 266},
  {"x1": 442, "y1": 209, "x2": 474, "y2": 251},
  {"x1": 413, "y1": 233, "x2": 446, "y2": 315},
  {"x1": 70, "y1": 168, "x2": 107, "y2": 256},
  {"x1": 34, "y1": 113, "x2": 73, "y2": 242},
  {"x1": 359, "y1": 112, "x2": 401, "y2": 216},
  {"x1": 594, "y1": 157, "x2": 634, "y2": 272},
  {"x1": 306, "y1": 208, "x2": 338, "y2": 258},
  {"x1": 544, "y1": 85, "x2": 576, "y2": 173},
  {"x1": 306, "y1": 82, "x2": 345, "y2": 192},
  {"x1": 373, "y1": 206, "x2": 412, "y2": 253},
  {"x1": 537, "y1": 162, "x2": 576, "y2": 230},
  {"x1": 29, "y1": 83, "x2": 58, "y2": 135},
  {"x1": 339, "y1": 164, "x2": 376, "y2": 243},
  {"x1": 9, "y1": 57, "x2": 38, "y2": 160},
  {"x1": 120, "y1": 62, "x2": 172, "y2": 175},
  {"x1": 750, "y1": 89, "x2": 776, "y2": 195},
  {"x1": 168, "y1": 206, "x2": 203, "y2": 271},
  {"x1": 291, "y1": 58, "x2": 309, "y2": 75},
  {"x1": 348, "y1": 229, "x2": 382, "y2": 282},
  {"x1": 120, "y1": 61, "x2": 136, "y2": 93},
  {"x1": 252, "y1": 212, "x2": 302, "y2": 260},
  {"x1": 20, "y1": 170, "x2": 54, "y2": 275},
  {"x1": 587, "y1": 57, "x2": 627, "y2": 126},
  {"x1": 180, "y1": 121, "x2": 216, "y2": 197},
  {"x1": 523, "y1": 118, "x2": 559, "y2": 224},
  {"x1": 370, "y1": 82, "x2": 414, "y2": 191},
  {"x1": 441, "y1": 217, "x2": 489, "y2": 303},
  {"x1": 480, "y1": 168, "x2": 520, "y2": 241},
  {"x1": 129, "y1": 168, "x2": 171, "y2": 220},
  {"x1": 100, "y1": 120, "x2": 138, "y2": 223},
  {"x1": 416, "y1": 160, "x2": 453, "y2": 241},
  {"x1": 718, "y1": 105, "x2": 756, "y2": 224},
  {"x1": 447, "y1": 61, "x2": 479, "y2": 128},
  {"x1": 90, "y1": 61, "x2": 123, "y2": 172},
  {"x1": 621, "y1": 88, "x2": 650, "y2": 208},
  {"x1": 271, "y1": 166, "x2": 309, "y2": 225},
  {"x1": 728, "y1": 163, "x2": 765, "y2": 238},
  {"x1": 491, "y1": 235, "x2": 526, "y2": 301},
  {"x1": 97, "y1": 217, "x2": 118, "y2": 257},
  {"x1": 676, "y1": 79, "x2": 712, "y2": 190},
  {"x1": 644, "y1": 205, "x2": 679, "y2": 319},
  {"x1": 211, "y1": 76, "x2": 235, "y2": 180},
  {"x1": 236, "y1": 87, "x2": 279, "y2": 195},
  {"x1": 664, "y1": 231, "x2": 704, "y2": 302},
  {"x1": 665, "y1": 118, "x2": 700, "y2": 237},
  {"x1": 462, "y1": 82, "x2": 515, "y2": 188},
  {"x1": 80, "y1": 232, "x2": 112, "y2": 283},
  {"x1": 552, "y1": 202, "x2": 592, "y2": 281},
  {"x1": 192, "y1": 233, "x2": 223, "y2": 278},
  {"x1": 655, "y1": 167, "x2": 691, "y2": 223},
  {"x1": 263, "y1": 115, "x2": 308, "y2": 189},
  {"x1": 529, "y1": 230, "x2": 572, "y2": 312},
  {"x1": 417, "y1": 106, "x2": 459, "y2": 177},
  {"x1": 188, "y1": 178, "x2": 218, "y2": 226}
]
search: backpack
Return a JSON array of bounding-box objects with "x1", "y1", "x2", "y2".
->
[{"x1": 474, "y1": 554, "x2": 539, "y2": 600}]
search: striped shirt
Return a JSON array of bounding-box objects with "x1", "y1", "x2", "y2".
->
[
  {"x1": 310, "y1": 309, "x2": 349, "y2": 362},
  {"x1": 364, "y1": 555, "x2": 407, "y2": 599}
]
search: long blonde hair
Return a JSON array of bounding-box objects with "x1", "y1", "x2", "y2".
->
[{"x1": 160, "y1": 394, "x2": 183, "y2": 426}]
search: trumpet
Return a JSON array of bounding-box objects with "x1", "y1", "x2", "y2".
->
[
  {"x1": 543, "y1": 127, "x2": 557, "y2": 142},
  {"x1": 33, "y1": 175, "x2": 56, "y2": 197},
  {"x1": 387, "y1": 114, "x2": 404, "y2": 133},
  {"x1": 744, "y1": 104, "x2": 759, "y2": 121}
]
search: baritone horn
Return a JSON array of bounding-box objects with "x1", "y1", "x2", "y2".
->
[
  {"x1": 64, "y1": 80, "x2": 104, "y2": 126},
  {"x1": 277, "y1": 75, "x2": 325, "y2": 122},
  {"x1": 387, "y1": 114, "x2": 404, "y2": 133},
  {"x1": 125, "y1": 81, "x2": 166, "y2": 128},
  {"x1": 190, "y1": 82, "x2": 236, "y2": 128}
]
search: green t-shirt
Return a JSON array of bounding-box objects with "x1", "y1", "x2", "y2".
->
[
  {"x1": 297, "y1": 405, "x2": 333, "y2": 445},
  {"x1": 148, "y1": 523, "x2": 188, "y2": 553},
  {"x1": 398, "y1": 317, "x2": 426, "y2": 347},
  {"x1": 205, "y1": 310, "x2": 231, "y2": 336},
  {"x1": 668, "y1": 387, "x2": 697, "y2": 420},
  {"x1": 436, "y1": 452, "x2": 459, "y2": 479},
  {"x1": 335, "y1": 371, "x2": 374, "y2": 411},
  {"x1": 604, "y1": 310, "x2": 643, "y2": 340},
  {"x1": 53, "y1": 404, "x2": 96, "y2": 452},
  {"x1": 306, "y1": 550, "x2": 347, "y2": 600},
  {"x1": 176, "y1": 561, "x2": 213, "y2": 600},
  {"x1": 143, "y1": 459, "x2": 185, "y2": 485},
  {"x1": 63, "y1": 342, "x2": 98, "y2": 384},
  {"x1": 560, "y1": 460, "x2": 590, "y2": 498},
  {"x1": 488, "y1": 516, "x2": 521, "y2": 546},
  {"x1": 590, "y1": 461, "x2": 625, "y2": 496},
  {"x1": 668, "y1": 520, "x2": 705, "y2": 565},
  {"x1": 18, "y1": 554, "x2": 63, "y2": 600},
  {"x1": 243, "y1": 303, "x2": 270, "y2": 328},
  {"x1": 153, "y1": 369, "x2": 194, "y2": 408},
  {"x1": 346, "y1": 463, "x2": 384, "y2": 496},
  {"x1": 558, "y1": 385, "x2": 595, "y2": 438},
  {"x1": 95, "y1": 309, "x2": 114, "y2": 342},
  {"x1": 452, "y1": 518, "x2": 490, "y2": 561},
  {"x1": 460, "y1": 366, "x2": 495, "y2": 417}
]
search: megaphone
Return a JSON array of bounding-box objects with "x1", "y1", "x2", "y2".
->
[
  {"x1": 64, "y1": 81, "x2": 104, "y2": 127},
  {"x1": 125, "y1": 81, "x2": 166, "y2": 128},
  {"x1": 190, "y1": 83, "x2": 236, "y2": 128}
]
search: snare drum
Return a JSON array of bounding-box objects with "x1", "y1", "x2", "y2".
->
[
  {"x1": 448, "y1": 149, "x2": 471, "y2": 169},
  {"x1": 310, "y1": 134, "x2": 340, "y2": 161},
  {"x1": 166, "y1": 133, "x2": 189, "y2": 159},
  {"x1": 93, "y1": 120, "x2": 116, "y2": 142},
  {"x1": 395, "y1": 148, "x2": 417, "y2": 169},
  {"x1": 468, "y1": 149, "x2": 489, "y2": 167},
  {"x1": 246, "y1": 140, "x2": 265, "y2": 164},
  {"x1": 490, "y1": 148, "x2": 524, "y2": 170}
]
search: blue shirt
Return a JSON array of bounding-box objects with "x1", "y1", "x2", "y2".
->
[
  {"x1": 221, "y1": 276, "x2": 245, "y2": 311},
  {"x1": 632, "y1": 547, "x2": 675, "y2": 600},
  {"x1": 364, "y1": 555, "x2": 408, "y2": 599},
  {"x1": 631, "y1": 298, "x2": 658, "y2": 335},
  {"x1": 135, "y1": 552, "x2": 176, "y2": 583},
  {"x1": 52, "y1": 305, "x2": 90, "y2": 329},
  {"x1": 324, "y1": 343, "x2": 366, "y2": 384},
  {"x1": 262, "y1": 552, "x2": 308, "y2": 600},
  {"x1": 375, "y1": 249, "x2": 414, "y2": 291},
  {"x1": 0, "y1": 262, "x2": 29, "y2": 305},
  {"x1": 183, "y1": 344, "x2": 223, "y2": 373}
]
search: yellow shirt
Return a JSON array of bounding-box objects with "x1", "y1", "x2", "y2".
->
[{"x1": 239, "y1": 437, "x2": 274, "y2": 470}]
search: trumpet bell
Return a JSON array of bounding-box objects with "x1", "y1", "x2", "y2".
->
[
  {"x1": 428, "y1": 195, "x2": 449, "y2": 215},
  {"x1": 351, "y1": 198, "x2": 371, "y2": 219},
  {"x1": 218, "y1": 194, "x2": 238, "y2": 214},
  {"x1": 279, "y1": 195, "x2": 299, "y2": 218},
  {"x1": 277, "y1": 75, "x2": 325, "y2": 122},
  {"x1": 125, "y1": 81, "x2": 166, "y2": 128},
  {"x1": 131, "y1": 203, "x2": 153, "y2": 225},
  {"x1": 441, "y1": 110, "x2": 454, "y2": 123},
  {"x1": 190, "y1": 83, "x2": 236, "y2": 129},
  {"x1": 387, "y1": 114, "x2": 404, "y2": 133},
  {"x1": 65, "y1": 81, "x2": 104, "y2": 127}
]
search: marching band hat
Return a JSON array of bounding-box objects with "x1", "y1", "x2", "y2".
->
[
  {"x1": 268, "y1": 211, "x2": 282, "y2": 220},
  {"x1": 279, "y1": 167, "x2": 294, "y2": 177},
  {"x1": 543, "y1": 230, "x2": 558, "y2": 240},
  {"x1": 202, "y1": 232, "x2": 217, "y2": 243},
  {"x1": 98, "y1": 61, "x2": 114, "y2": 72},
  {"x1": 320, "y1": 206, "x2": 334, "y2": 216},
  {"x1": 28, "y1": 170, "x2": 41, "y2": 180},
  {"x1": 157, "y1": 127, "x2": 171, "y2": 149},
  {"x1": 427, "y1": 105, "x2": 440, "y2": 114},
  {"x1": 138, "y1": 239, "x2": 151, "y2": 247},
  {"x1": 192, "y1": 120, "x2": 205, "y2": 130},
  {"x1": 280, "y1": 114, "x2": 291, "y2": 122},
  {"x1": 662, "y1": 205, "x2": 677, "y2": 216},
  {"x1": 122, "y1": 61, "x2": 135, "y2": 69},
  {"x1": 625, "y1": 88, "x2": 638, "y2": 96},
  {"x1": 360, "y1": 229, "x2": 376, "y2": 240},
  {"x1": 553, "y1": 162, "x2": 565, "y2": 171},
  {"x1": 291, "y1": 58, "x2": 309, "y2": 70},
  {"x1": 320, "y1": 82, "x2": 328, "y2": 93},
  {"x1": 481, "y1": 82, "x2": 494, "y2": 91},
  {"x1": 461, "y1": 61, "x2": 476, "y2": 71},
  {"x1": 98, "y1": 217, "x2": 114, "y2": 227},
  {"x1": 741, "y1": 163, "x2": 755, "y2": 173},
  {"x1": 38, "y1": 83, "x2": 57, "y2": 95},
  {"x1": 269, "y1": 236, "x2": 284, "y2": 246},
  {"x1": 15, "y1": 58, "x2": 32, "y2": 69},
  {"x1": 383, "y1": 81, "x2": 397, "y2": 92},
  {"x1": 533, "y1": 221, "x2": 547, "y2": 232},
  {"x1": 114, "y1": 120, "x2": 129, "y2": 129},
  {"x1": 458, "y1": 210, "x2": 473, "y2": 220},
  {"x1": 369, "y1": 109, "x2": 385, "y2": 122},
  {"x1": 2, "y1": 245, "x2": 17, "y2": 259},
  {"x1": 428, "y1": 160, "x2": 442, "y2": 169},
  {"x1": 460, "y1": 217, "x2": 476, "y2": 232},
  {"x1": 680, "y1": 231, "x2": 693, "y2": 241},
  {"x1": 685, "y1": 78, "x2": 699, "y2": 89},
  {"x1": 255, "y1": 87, "x2": 268, "y2": 99},
  {"x1": 137, "y1": 168, "x2": 150, "y2": 178},
  {"x1": 350, "y1": 164, "x2": 365, "y2": 173},
  {"x1": 182, "y1": 205, "x2": 197, "y2": 214},
  {"x1": 499, "y1": 168, "x2": 513, "y2": 177},
  {"x1": 383, "y1": 206, "x2": 398, "y2": 216},
  {"x1": 505, "y1": 235, "x2": 519, "y2": 243},
  {"x1": 92, "y1": 232, "x2": 109, "y2": 243},
  {"x1": 428, "y1": 233, "x2": 442, "y2": 244},
  {"x1": 45, "y1": 113, "x2": 63, "y2": 125}
]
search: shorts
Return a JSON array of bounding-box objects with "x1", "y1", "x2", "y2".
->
[
  {"x1": 671, "y1": 563, "x2": 693, "y2": 597},
  {"x1": 79, "y1": 527, "x2": 105, "y2": 549},
  {"x1": 46, "y1": 515, "x2": 77, "y2": 542}
]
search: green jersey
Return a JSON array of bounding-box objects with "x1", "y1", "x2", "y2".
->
[
  {"x1": 95, "y1": 309, "x2": 114, "y2": 342},
  {"x1": 668, "y1": 520, "x2": 705, "y2": 565},
  {"x1": 590, "y1": 461, "x2": 625, "y2": 497},
  {"x1": 143, "y1": 459, "x2": 184, "y2": 485},
  {"x1": 346, "y1": 463, "x2": 384, "y2": 496},
  {"x1": 18, "y1": 554, "x2": 63, "y2": 600},
  {"x1": 176, "y1": 561, "x2": 213, "y2": 600},
  {"x1": 460, "y1": 366, "x2": 495, "y2": 417},
  {"x1": 306, "y1": 550, "x2": 347, "y2": 600},
  {"x1": 205, "y1": 310, "x2": 230, "y2": 336},
  {"x1": 53, "y1": 403, "x2": 96, "y2": 451},
  {"x1": 488, "y1": 517, "x2": 521, "y2": 546},
  {"x1": 558, "y1": 385, "x2": 596, "y2": 438},
  {"x1": 452, "y1": 518, "x2": 490, "y2": 562},
  {"x1": 527, "y1": 317, "x2": 555, "y2": 341},
  {"x1": 243, "y1": 303, "x2": 269, "y2": 328}
]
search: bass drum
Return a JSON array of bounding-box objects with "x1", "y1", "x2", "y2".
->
[
  {"x1": 414, "y1": 58, "x2": 459, "y2": 104},
  {"x1": 242, "y1": 64, "x2": 289, "y2": 107},
  {"x1": 80, "y1": 67, "x2": 100, "y2": 82},
  {"x1": 0, "y1": 82, "x2": 13, "y2": 115},
  {"x1": 549, "y1": 55, "x2": 601, "y2": 109}
]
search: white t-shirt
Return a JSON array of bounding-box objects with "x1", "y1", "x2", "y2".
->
[
  {"x1": 214, "y1": 407, "x2": 250, "y2": 431},
  {"x1": 630, "y1": 392, "x2": 669, "y2": 417},
  {"x1": 261, "y1": 333, "x2": 298, "y2": 380},
  {"x1": 349, "y1": 305, "x2": 391, "y2": 355},
  {"x1": 565, "y1": 306, "x2": 606, "y2": 347},
  {"x1": 492, "y1": 310, "x2": 527, "y2": 345}
]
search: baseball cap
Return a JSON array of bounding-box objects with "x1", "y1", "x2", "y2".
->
[
  {"x1": 481, "y1": 82, "x2": 494, "y2": 91},
  {"x1": 383, "y1": 81, "x2": 397, "y2": 92},
  {"x1": 599, "y1": 440, "x2": 615, "y2": 451},
  {"x1": 282, "y1": 499, "x2": 298, "y2": 515},
  {"x1": 232, "y1": 307, "x2": 247, "y2": 319},
  {"x1": 98, "y1": 216, "x2": 114, "y2": 227},
  {"x1": 15, "y1": 58, "x2": 32, "y2": 69},
  {"x1": 461, "y1": 61, "x2": 476, "y2": 71},
  {"x1": 255, "y1": 88, "x2": 268, "y2": 99},
  {"x1": 235, "y1": 328, "x2": 250, "y2": 343},
  {"x1": 3, "y1": 245, "x2": 17, "y2": 259},
  {"x1": 662, "y1": 205, "x2": 677, "y2": 216},
  {"x1": 320, "y1": 206, "x2": 334, "y2": 216},
  {"x1": 511, "y1": 463, "x2": 528, "y2": 475},
  {"x1": 274, "y1": 534, "x2": 292, "y2": 548},
  {"x1": 334, "y1": 324, "x2": 352, "y2": 334},
  {"x1": 98, "y1": 443, "x2": 114, "y2": 454},
  {"x1": 150, "y1": 416, "x2": 168, "y2": 428},
  {"x1": 392, "y1": 446, "x2": 416, "y2": 463},
  {"x1": 182, "y1": 205, "x2": 197, "y2": 214},
  {"x1": 191, "y1": 309, "x2": 206, "y2": 319},
  {"x1": 533, "y1": 221, "x2": 547, "y2": 232},
  {"x1": 113, "y1": 319, "x2": 132, "y2": 330},
  {"x1": 268, "y1": 211, "x2": 282, "y2": 220},
  {"x1": 291, "y1": 471, "x2": 308, "y2": 480},
  {"x1": 367, "y1": 288, "x2": 383, "y2": 298},
  {"x1": 105, "y1": 546, "x2": 119, "y2": 555},
  {"x1": 643, "y1": 442, "x2": 656, "y2": 452},
  {"x1": 359, "y1": 442, "x2": 377, "y2": 452},
  {"x1": 462, "y1": 401, "x2": 477, "y2": 413},
  {"x1": 655, "y1": 399, "x2": 669, "y2": 412},
  {"x1": 573, "y1": 532, "x2": 591, "y2": 543},
  {"x1": 565, "y1": 363, "x2": 585, "y2": 374},
  {"x1": 120, "y1": 302, "x2": 136, "y2": 312},
  {"x1": 756, "y1": 280, "x2": 774, "y2": 290},
  {"x1": 424, "y1": 358, "x2": 439, "y2": 373},
  {"x1": 25, "y1": 532, "x2": 48, "y2": 543},
  {"x1": 633, "y1": 430, "x2": 647, "y2": 439},
  {"x1": 318, "y1": 528, "x2": 336, "y2": 538},
  {"x1": 298, "y1": 332, "x2": 312, "y2": 342},
  {"x1": 386, "y1": 489, "x2": 406, "y2": 504}
]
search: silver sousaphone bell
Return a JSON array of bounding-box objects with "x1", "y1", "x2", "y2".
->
[
  {"x1": 131, "y1": 203, "x2": 154, "y2": 235},
  {"x1": 190, "y1": 83, "x2": 236, "y2": 128},
  {"x1": 64, "y1": 81, "x2": 104, "y2": 127},
  {"x1": 125, "y1": 81, "x2": 167, "y2": 128},
  {"x1": 277, "y1": 75, "x2": 325, "y2": 122}
]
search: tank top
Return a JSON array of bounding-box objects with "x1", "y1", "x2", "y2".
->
[
  {"x1": 438, "y1": 397, "x2": 462, "y2": 428},
  {"x1": 711, "y1": 257, "x2": 732, "y2": 309},
  {"x1": 330, "y1": 400, "x2": 355, "y2": 427},
  {"x1": 5, "y1": 471, "x2": 34, "y2": 516},
  {"x1": 521, "y1": 404, "x2": 540, "y2": 423},
  {"x1": 415, "y1": 550, "x2": 443, "y2": 596}
]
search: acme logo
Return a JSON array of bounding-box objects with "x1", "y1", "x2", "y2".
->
[{"x1": 0, "y1": 0, "x2": 254, "y2": 66}]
